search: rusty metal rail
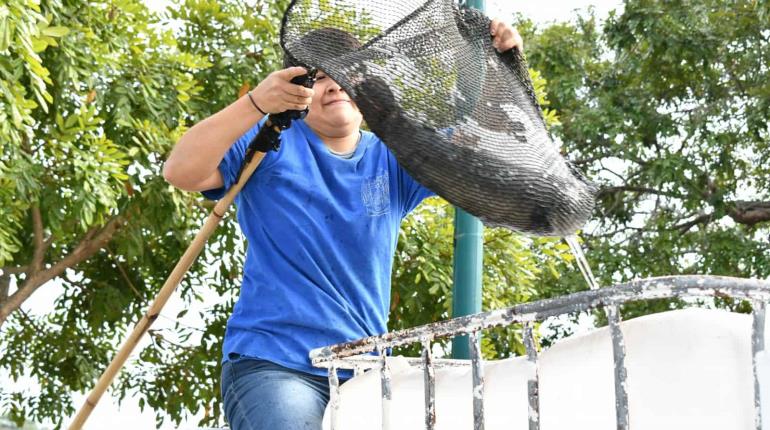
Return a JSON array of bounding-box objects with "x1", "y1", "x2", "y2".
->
[{"x1": 310, "y1": 275, "x2": 770, "y2": 430}]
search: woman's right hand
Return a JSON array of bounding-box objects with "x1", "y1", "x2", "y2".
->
[{"x1": 250, "y1": 67, "x2": 316, "y2": 114}]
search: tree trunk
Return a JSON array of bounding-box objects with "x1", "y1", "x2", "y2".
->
[{"x1": 0, "y1": 216, "x2": 125, "y2": 328}]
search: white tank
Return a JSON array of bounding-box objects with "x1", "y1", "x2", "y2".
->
[{"x1": 323, "y1": 308, "x2": 768, "y2": 429}]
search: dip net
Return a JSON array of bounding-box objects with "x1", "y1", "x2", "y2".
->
[{"x1": 281, "y1": 0, "x2": 597, "y2": 236}]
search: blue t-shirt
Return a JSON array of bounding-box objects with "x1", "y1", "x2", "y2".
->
[{"x1": 202, "y1": 119, "x2": 434, "y2": 376}]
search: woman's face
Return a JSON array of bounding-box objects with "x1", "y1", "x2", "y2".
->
[{"x1": 304, "y1": 70, "x2": 363, "y2": 138}]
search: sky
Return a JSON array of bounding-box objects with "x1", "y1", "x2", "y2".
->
[
  {"x1": 4, "y1": 1, "x2": 624, "y2": 429},
  {"x1": 490, "y1": 0, "x2": 621, "y2": 25}
]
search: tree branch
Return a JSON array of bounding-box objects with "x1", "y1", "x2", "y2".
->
[
  {"x1": 2, "y1": 266, "x2": 28, "y2": 275},
  {"x1": 30, "y1": 204, "x2": 52, "y2": 273},
  {"x1": 0, "y1": 215, "x2": 127, "y2": 328},
  {"x1": 0, "y1": 271, "x2": 10, "y2": 305},
  {"x1": 598, "y1": 185, "x2": 682, "y2": 199},
  {"x1": 591, "y1": 224, "x2": 646, "y2": 240},
  {"x1": 671, "y1": 213, "x2": 713, "y2": 234},
  {"x1": 106, "y1": 245, "x2": 144, "y2": 301},
  {"x1": 571, "y1": 153, "x2": 610, "y2": 166},
  {"x1": 728, "y1": 201, "x2": 770, "y2": 227},
  {"x1": 148, "y1": 329, "x2": 199, "y2": 352}
]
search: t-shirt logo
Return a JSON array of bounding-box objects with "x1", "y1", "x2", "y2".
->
[{"x1": 361, "y1": 172, "x2": 390, "y2": 216}]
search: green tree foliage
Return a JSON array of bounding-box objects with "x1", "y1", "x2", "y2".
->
[
  {"x1": 0, "y1": 0, "x2": 607, "y2": 428},
  {"x1": 0, "y1": 0, "x2": 288, "y2": 427},
  {"x1": 1, "y1": 415, "x2": 48, "y2": 429},
  {"x1": 288, "y1": 0, "x2": 382, "y2": 43},
  {"x1": 520, "y1": 0, "x2": 770, "y2": 320}
]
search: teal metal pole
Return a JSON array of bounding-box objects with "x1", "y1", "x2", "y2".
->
[
  {"x1": 461, "y1": 0, "x2": 486, "y2": 10},
  {"x1": 451, "y1": 0, "x2": 486, "y2": 360},
  {"x1": 451, "y1": 208, "x2": 484, "y2": 358}
]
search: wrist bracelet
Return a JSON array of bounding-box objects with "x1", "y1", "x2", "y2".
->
[{"x1": 246, "y1": 90, "x2": 268, "y2": 116}]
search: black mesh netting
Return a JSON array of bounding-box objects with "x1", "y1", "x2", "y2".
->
[{"x1": 280, "y1": 0, "x2": 597, "y2": 236}]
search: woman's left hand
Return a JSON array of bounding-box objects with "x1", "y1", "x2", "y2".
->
[{"x1": 490, "y1": 18, "x2": 524, "y2": 53}]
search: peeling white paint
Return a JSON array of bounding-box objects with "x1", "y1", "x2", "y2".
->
[{"x1": 757, "y1": 350, "x2": 770, "y2": 428}]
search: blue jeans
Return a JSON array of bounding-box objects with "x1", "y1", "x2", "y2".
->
[{"x1": 221, "y1": 356, "x2": 332, "y2": 430}]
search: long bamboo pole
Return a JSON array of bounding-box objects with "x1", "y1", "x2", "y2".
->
[{"x1": 67, "y1": 149, "x2": 267, "y2": 430}]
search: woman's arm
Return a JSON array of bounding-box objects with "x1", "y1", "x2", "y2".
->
[{"x1": 163, "y1": 66, "x2": 315, "y2": 192}]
